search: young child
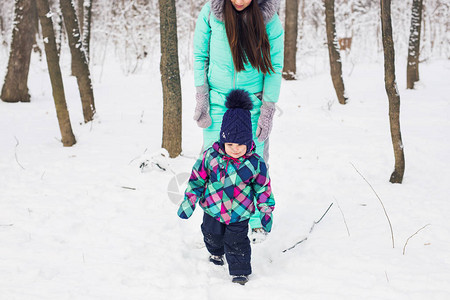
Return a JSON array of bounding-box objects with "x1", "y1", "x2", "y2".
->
[{"x1": 177, "y1": 89, "x2": 275, "y2": 285}]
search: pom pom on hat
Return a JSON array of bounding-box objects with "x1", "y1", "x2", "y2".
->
[{"x1": 225, "y1": 89, "x2": 253, "y2": 110}]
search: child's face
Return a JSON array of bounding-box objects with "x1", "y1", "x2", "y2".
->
[{"x1": 224, "y1": 143, "x2": 247, "y2": 158}]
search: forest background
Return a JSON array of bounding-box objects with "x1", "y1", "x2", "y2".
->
[
  {"x1": 1, "y1": 0, "x2": 450, "y2": 298},
  {"x1": 1, "y1": 0, "x2": 448, "y2": 79}
]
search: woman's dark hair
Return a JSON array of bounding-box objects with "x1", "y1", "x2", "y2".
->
[{"x1": 224, "y1": 0, "x2": 275, "y2": 74}]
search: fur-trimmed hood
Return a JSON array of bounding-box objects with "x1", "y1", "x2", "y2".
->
[{"x1": 210, "y1": 0, "x2": 281, "y2": 23}]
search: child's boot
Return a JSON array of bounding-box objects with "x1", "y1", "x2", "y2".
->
[
  {"x1": 209, "y1": 255, "x2": 224, "y2": 266},
  {"x1": 232, "y1": 275, "x2": 249, "y2": 285}
]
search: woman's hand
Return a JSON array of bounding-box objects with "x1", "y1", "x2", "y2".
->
[
  {"x1": 193, "y1": 92, "x2": 212, "y2": 128},
  {"x1": 256, "y1": 101, "x2": 276, "y2": 142}
]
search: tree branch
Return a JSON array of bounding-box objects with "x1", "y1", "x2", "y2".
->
[
  {"x1": 350, "y1": 162, "x2": 395, "y2": 248},
  {"x1": 403, "y1": 224, "x2": 430, "y2": 255},
  {"x1": 283, "y1": 203, "x2": 333, "y2": 253},
  {"x1": 14, "y1": 136, "x2": 25, "y2": 170},
  {"x1": 334, "y1": 197, "x2": 350, "y2": 237}
]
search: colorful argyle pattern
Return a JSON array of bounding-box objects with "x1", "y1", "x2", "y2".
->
[{"x1": 177, "y1": 142, "x2": 275, "y2": 232}]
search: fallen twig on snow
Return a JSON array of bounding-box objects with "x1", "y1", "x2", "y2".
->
[
  {"x1": 121, "y1": 186, "x2": 136, "y2": 190},
  {"x1": 0, "y1": 224, "x2": 13, "y2": 227},
  {"x1": 282, "y1": 237, "x2": 308, "y2": 252},
  {"x1": 283, "y1": 203, "x2": 334, "y2": 253},
  {"x1": 309, "y1": 202, "x2": 334, "y2": 233},
  {"x1": 403, "y1": 224, "x2": 431, "y2": 255},
  {"x1": 350, "y1": 162, "x2": 395, "y2": 248},
  {"x1": 334, "y1": 197, "x2": 350, "y2": 237},
  {"x1": 14, "y1": 136, "x2": 25, "y2": 170}
]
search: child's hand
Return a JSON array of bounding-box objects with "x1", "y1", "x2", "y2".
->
[
  {"x1": 177, "y1": 198, "x2": 196, "y2": 219},
  {"x1": 260, "y1": 212, "x2": 273, "y2": 232}
]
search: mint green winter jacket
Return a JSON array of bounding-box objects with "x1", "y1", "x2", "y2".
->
[{"x1": 193, "y1": 0, "x2": 284, "y2": 103}]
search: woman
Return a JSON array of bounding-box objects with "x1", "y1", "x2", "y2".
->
[{"x1": 192, "y1": 0, "x2": 283, "y2": 236}]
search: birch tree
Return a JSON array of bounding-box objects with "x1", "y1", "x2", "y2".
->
[
  {"x1": 36, "y1": 0, "x2": 76, "y2": 146},
  {"x1": 380, "y1": 0, "x2": 405, "y2": 183},
  {"x1": 159, "y1": 0, "x2": 182, "y2": 158},
  {"x1": 406, "y1": 0, "x2": 423, "y2": 89},
  {"x1": 324, "y1": 0, "x2": 347, "y2": 105}
]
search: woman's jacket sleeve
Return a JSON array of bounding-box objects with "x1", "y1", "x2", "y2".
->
[
  {"x1": 263, "y1": 14, "x2": 284, "y2": 103},
  {"x1": 193, "y1": 3, "x2": 212, "y2": 94}
]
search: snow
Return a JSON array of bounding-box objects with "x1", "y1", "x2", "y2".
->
[{"x1": 1, "y1": 55, "x2": 450, "y2": 299}]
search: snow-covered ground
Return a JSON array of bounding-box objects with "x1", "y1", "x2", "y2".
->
[{"x1": 1, "y1": 54, "x2": 449, "y2": 299}]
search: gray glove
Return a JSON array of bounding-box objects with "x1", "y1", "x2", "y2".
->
[
  {"x1": 256, "y1": 101, "x2": 276, "y2": 142},
  {"x1": 193, "y1": 92, "x2": 212, "y2": 128}
]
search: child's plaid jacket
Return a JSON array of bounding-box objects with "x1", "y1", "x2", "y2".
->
[{"x1": 177, "y1": 142, "x2": 275, "y2": 232}]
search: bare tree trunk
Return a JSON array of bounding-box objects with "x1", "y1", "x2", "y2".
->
[
  {"x1": 324, "y1": 0, "x2": 347, "y2": 105},
  {"x1": 31, "y1": 0, "x2": 42, "y2": 58},
  {"x1": 54, "y1": 6, "x2": 63, "y2": 56},
  {"x1": 1, "y1": 0, "x2": 35, "y2": 103},
  {"x1": 72, "y1": 0, "x2": 84, "y2": 74},
  {"x1": 82, "y1": 0, "x2": 92, "y2": 63},
  {"x1": 282, "y1": 0, "x2": 298, "y2": 80},
  {"x1": 159, "y1": 0, "x2": 182, "y2": 158},
  {"x1": 77, "y1": 0, "x2": 84, "y2": 34},
  {"x1": 36, "y1": 0, "x2": 76, "y2": 147},
  {"x1": 406, "y1": 0, "x2": 423, "y2": 89},
  {"x1": 380, "y1": 0, "x2": 405, "y2": 184},
  {"x1": 60, "y1": 0, "x2": 96, "y2": 123}
]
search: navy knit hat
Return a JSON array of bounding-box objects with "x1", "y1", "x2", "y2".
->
[{"x1": 220, "y1": 89, "x2": 254, "y2": 152}]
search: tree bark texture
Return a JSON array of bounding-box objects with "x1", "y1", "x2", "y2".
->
[
  {"x1": 77, "y1": 0, "x2": 84, "y2": 33},
  {"x1": 159, "y1": 0, "x2": 182, "y2": 158},
  {"x1": 282, "y1": 0, "x2": 298, "y2": 80},
  {"x1": 380, "y1": 0, "x2": 405, "y2": 183},
  {"x1": 82, "y1": 0, "x2": 92, "y2": 63},
  {"x1": 36, "y1": 0, "x2": 76, "y2": 146},
  {"x1": 406, "y1": 0, "x2": 423, "y2": 89},
  {"x1": 60, "y1": 0, "x2": 96, "y2": 123},
  {"x1": 1, "y1": 0, "x2": 35, "y2": 103},
  {"x1": 324, "y1": 0, "x2": 347, "y2": 105},
  {"x1": 55, "y1": 7, "x2": 63, "y2": 55}
]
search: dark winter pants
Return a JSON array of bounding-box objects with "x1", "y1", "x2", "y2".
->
[{"x1": 201, "y1": 213, "x2": 252, "y2": 276}]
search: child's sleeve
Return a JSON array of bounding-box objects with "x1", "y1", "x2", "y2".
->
[
  {"x1": 177, "y1": 151, "x2": 210, "y2": 219},
  {"x1": 252, "y1": 161, "x2": 275, "y2": 232}
]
